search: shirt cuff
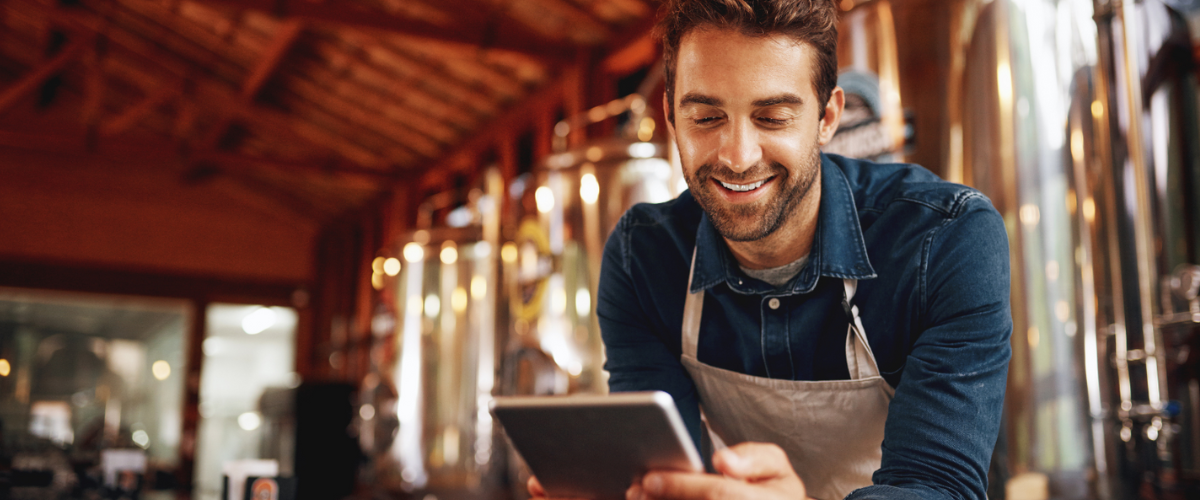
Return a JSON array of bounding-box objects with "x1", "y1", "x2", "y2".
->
[{"x1": 844, "y1": 484, "x2": 948, "y2": 500}]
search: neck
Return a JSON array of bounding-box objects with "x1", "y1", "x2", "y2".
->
[{"x1": 725, "y1": 177, "x2": 821, "y2": 270}]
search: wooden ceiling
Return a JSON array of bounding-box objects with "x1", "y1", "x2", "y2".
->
[{"x1": 0, "y1": 0, "x2": 657, "y2": 222}]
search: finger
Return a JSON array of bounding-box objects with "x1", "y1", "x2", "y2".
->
[
  {"x1": 528, "y1": 476, "x2": 546, "y2": 496},
  {"x1": 713, "y1": 443, "x2": 796, "y2": 481},
  {"x1": 641, "y1": 471, "x2": 752, "y2": 500}
]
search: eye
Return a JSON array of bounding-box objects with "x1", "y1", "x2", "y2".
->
[
  {"x1": 757, "y1": 116, "x2": 791, "y2": 126},
  {"x1": 692, "y1": 115, "x2": 723, "y2": 125}
]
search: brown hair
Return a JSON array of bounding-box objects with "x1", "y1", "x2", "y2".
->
[{"x1": 657, "y1": 0, "x2": 840, "y2": 122}]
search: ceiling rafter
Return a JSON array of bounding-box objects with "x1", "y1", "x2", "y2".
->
[
  {"x1": 188, "y1": 17, "x2": 304, "y2": 166},
  {"x1": 380, "y1": 36, "x2": 541, "y2": 103},
  {"x1": 303, "y1": 38, "x2": 490, "y2": 129},
  {"x1": 339, "y1": 33, "x2": 506, "y2": 114},
  {"x1": 98, "y1": 79, "x2": 180, "y2": 137},
  {"x1": 415, "y1": 77, "x2": 566, "y2": 190},
  {"x1": 522, "y1": 0, "x2": 612, "y2": 40},
  {"x1": 241, "y1": 18, "x2": 303, "y2": 99},
  {"x1": 0, "y1": 33, "x2": 90, "y2": 115},
  {"x1": 285, "y1": 61, "x2": 464, "y2": 147},
  {"x1": 0, "y1": 129, "x2": 379, "y2": 222},
  {"x1": 274, "y1": 75, "x2": 442, "y2": 160},
  {"x1": 81, "y1": 19, "x2": 392, "y2": 168},
  {"x1": 198, "y1": 0, "x2": 578, "y2": 61},
  {"x1": 99, "y1": 0, "x2": 248, "y2": 85}
]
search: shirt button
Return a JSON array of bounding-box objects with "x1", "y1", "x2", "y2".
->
[{"x1": 768, "y1": 298, "x2": 780, "y2": 310}]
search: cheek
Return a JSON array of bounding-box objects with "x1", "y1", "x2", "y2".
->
[{"x1": 675, "y1": 133, "x2": 711, "y2": 167}]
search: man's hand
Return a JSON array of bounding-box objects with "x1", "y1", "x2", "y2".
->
[{"x1": 627, "y1": 443, "x2": 811, "y2": 500}]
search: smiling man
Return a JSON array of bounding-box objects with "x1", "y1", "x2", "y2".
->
[{"x1": 532, "y1": 1, "x2": 1012, "y2": 499}]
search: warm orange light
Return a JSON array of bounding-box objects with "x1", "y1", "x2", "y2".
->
[
  {"x1": 471, "y1": 276, "x2": 487, "y2": 299},
  {"x1": 501, "y1": 243, "x2": 518, "y2": 264},
  {"x1": 441, "y1": 245, "x2": 458, "y2": 265},
  {"x1": 383, "y1": 258, "x2": 401, "y2": 276},
  {"x1": 0, "y1": 359, "x2": 10, "y2": 377}
]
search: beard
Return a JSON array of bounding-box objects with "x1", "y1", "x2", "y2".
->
[{"x1": 684, "y1": 148, "x2": 820, "y2": 242}]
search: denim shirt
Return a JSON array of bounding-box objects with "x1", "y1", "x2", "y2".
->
[{"x1": 597, "y1": 154, "x2": 1012, "y2": 500}]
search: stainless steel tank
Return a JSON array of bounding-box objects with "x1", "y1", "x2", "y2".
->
[
  {"x1": 367, "y1": 169, "x2": 506, "y2": 497},
  {"x1": 852, "y1": 0, "x2": 1200, "y2": 496}
]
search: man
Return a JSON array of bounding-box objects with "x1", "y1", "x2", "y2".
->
[{"x1": 530, "y1": 1, "x2": 1011, "y2": 498}]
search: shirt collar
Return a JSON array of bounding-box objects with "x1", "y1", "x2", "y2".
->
[{"x1": 689, "y1": 154, "x2": 877, "y2": 295}]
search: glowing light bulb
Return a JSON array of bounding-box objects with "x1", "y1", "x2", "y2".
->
[
  {"x1": 501, "y1": 243, "x2": 518, "y2": 264},
  {"x1": 575, "y1": 288, "x2": 591, "y2": 317},
  {"x1": 403, "y1": 242, "x2": 425, "y2": 263},
  {"x1": 383, "y1": 258, "x2": 401, "y2": 276},
  {"x1": 535, "y1": 186, "x2": 555, "y2": 213},
  {"x1": 580, "y1": 173, "x2": 599, "y2": 204},
  {"x1": 151, "y1": 360, "x2": 171, "y2": 381},
  {"x1": 441, "y1": 246, "x2": 458, "y2": 265},
  {"x1": 238, "y1": 412, "x2": 261, "y2": 431},
  {"x1": 425, "y1": 294, "x2": 441, "y2": 318},
  {"x1": 132, "y1": 430, "x2": 150, "y2": 448},
  {"x1": 628, "y1": 142, "x2": 656, "y2": 158},
  {"x1": 452, "y1": 287, "x2": 468, "y2": 313},
  {"x1": 471, "y1": 276, "x2": 487, "y2": 299}
]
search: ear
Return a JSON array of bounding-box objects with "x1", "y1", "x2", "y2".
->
[
  {"x1": 817, "y1": 86, "x2": 844, "y2": 146},
  {"x1": 663, "y1": 92, "x2": 676, "y2": 139}
]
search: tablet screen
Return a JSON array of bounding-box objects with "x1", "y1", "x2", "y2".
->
[{"x1": 492, "y1": 391, "x2": 703, "y2": 499}]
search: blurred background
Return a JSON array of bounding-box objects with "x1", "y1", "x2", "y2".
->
[{"x1": 0, "y1": 0, "x2": 1198, "y2": 499}]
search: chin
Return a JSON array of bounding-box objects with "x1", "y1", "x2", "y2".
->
[{"x1": 707, "y1": 207, "x2": 781, "y2": 242}]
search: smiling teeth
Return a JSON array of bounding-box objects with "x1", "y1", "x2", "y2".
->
[{"x1": 719, "y1": 179, "x2": 765, "y2": 192}]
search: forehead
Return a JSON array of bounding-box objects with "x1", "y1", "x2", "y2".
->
[{"x1": 675, "y1": 27, "x2": 817, "y2": 101}]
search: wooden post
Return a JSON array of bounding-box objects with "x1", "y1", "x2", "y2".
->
[{"x1": 179, "y1": 299, "x2": 208, "y2": 499}]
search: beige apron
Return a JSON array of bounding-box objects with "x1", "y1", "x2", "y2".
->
[{"x1": 680, "y1": 248, "x2": 893, "y2": 500}]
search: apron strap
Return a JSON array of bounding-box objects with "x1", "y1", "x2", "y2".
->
[
  {"x1": 843, "y1": 279, "x2": 882, "y2": 380},
  {"x1": 682, "y1": 247, "x2": 703, "y2": 358}
]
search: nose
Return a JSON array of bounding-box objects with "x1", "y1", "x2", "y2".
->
[{"x1": 716, "y1": 118, "x2": 763, "y2": 173}]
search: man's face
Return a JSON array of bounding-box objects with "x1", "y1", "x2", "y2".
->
[{"x1": 669, "y1": 27, "x2": 840, "y2": 242}]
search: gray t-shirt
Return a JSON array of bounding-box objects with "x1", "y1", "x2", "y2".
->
[{"x1": 739, "y1": 254, "x2": 810, "y2": 288}]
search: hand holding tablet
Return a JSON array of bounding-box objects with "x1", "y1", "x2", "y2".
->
[{"x1": 490, "y1": 391, "x2": 703, "y2": 500}]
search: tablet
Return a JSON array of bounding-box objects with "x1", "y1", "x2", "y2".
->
[{"x1": 491, "y1": 391, "x2": 703, "y2": 500}]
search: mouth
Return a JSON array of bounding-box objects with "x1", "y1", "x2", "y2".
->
[{"x1": 711, "y1": 176, "x2": 776, "y2": 202}]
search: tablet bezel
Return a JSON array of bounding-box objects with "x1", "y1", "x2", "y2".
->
[{"x1": 491, "y1": 391, "x2": 703, "y2": 499}]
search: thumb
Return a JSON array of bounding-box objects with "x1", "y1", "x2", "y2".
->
[{"x1": 713, "y1": 442, "x2": 796, "y2": 481}]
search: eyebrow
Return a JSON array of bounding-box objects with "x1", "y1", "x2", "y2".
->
[
  {"x1": 679, "y1": 93, "x2": 722, "y2": 108},
  {"x1": 752, "y1": 94, "x2": 804, "y2": 107},
  {"x1": 678, "y1": 93, "x2": 805, "y2": 109}
]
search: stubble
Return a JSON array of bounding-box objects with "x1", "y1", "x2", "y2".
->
[{"x1": 686, "y1": 148, "x2": 821, "y2": 242}]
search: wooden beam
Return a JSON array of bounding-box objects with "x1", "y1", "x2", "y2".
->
[
  {"x1": 0, "y1": 129, "x2": 396, "y2": 183},
  {"x1": 0, "y1": 258, "x2": 304, "y2": 305},
  {"x1": 242, "y1": 19, "x2": 304, "y2": 100},
  {"x1": 602, "y1": 29, "x2": 658, "y2": 75},
  {"x1": 183, "y1": 18, "x2": 303, "y2": 166},
  {"x1": 525, "y1": 0, "x2": 612, "y2": 41},
  {"x1": 99, "y1": 80, "x2": 181, "y2": 137},
  {"x1": 415, "y1": 78, "x2": 564, "y2": 191},
  {"x1": 81, "y1": 41, "x2": 108, "y2": 126},
  {"x1": 85, "y1": 26, "x2": 391, "y2": 168},
  {"x1": 201, "y1": 0, "x2": 576, "y2": 61},
  {"x1": 410, "y1": 0, "x2": 601, "y2": 54},
  {"x1": 0, "y1": 34, "x2": 90, "y2": 115}
]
